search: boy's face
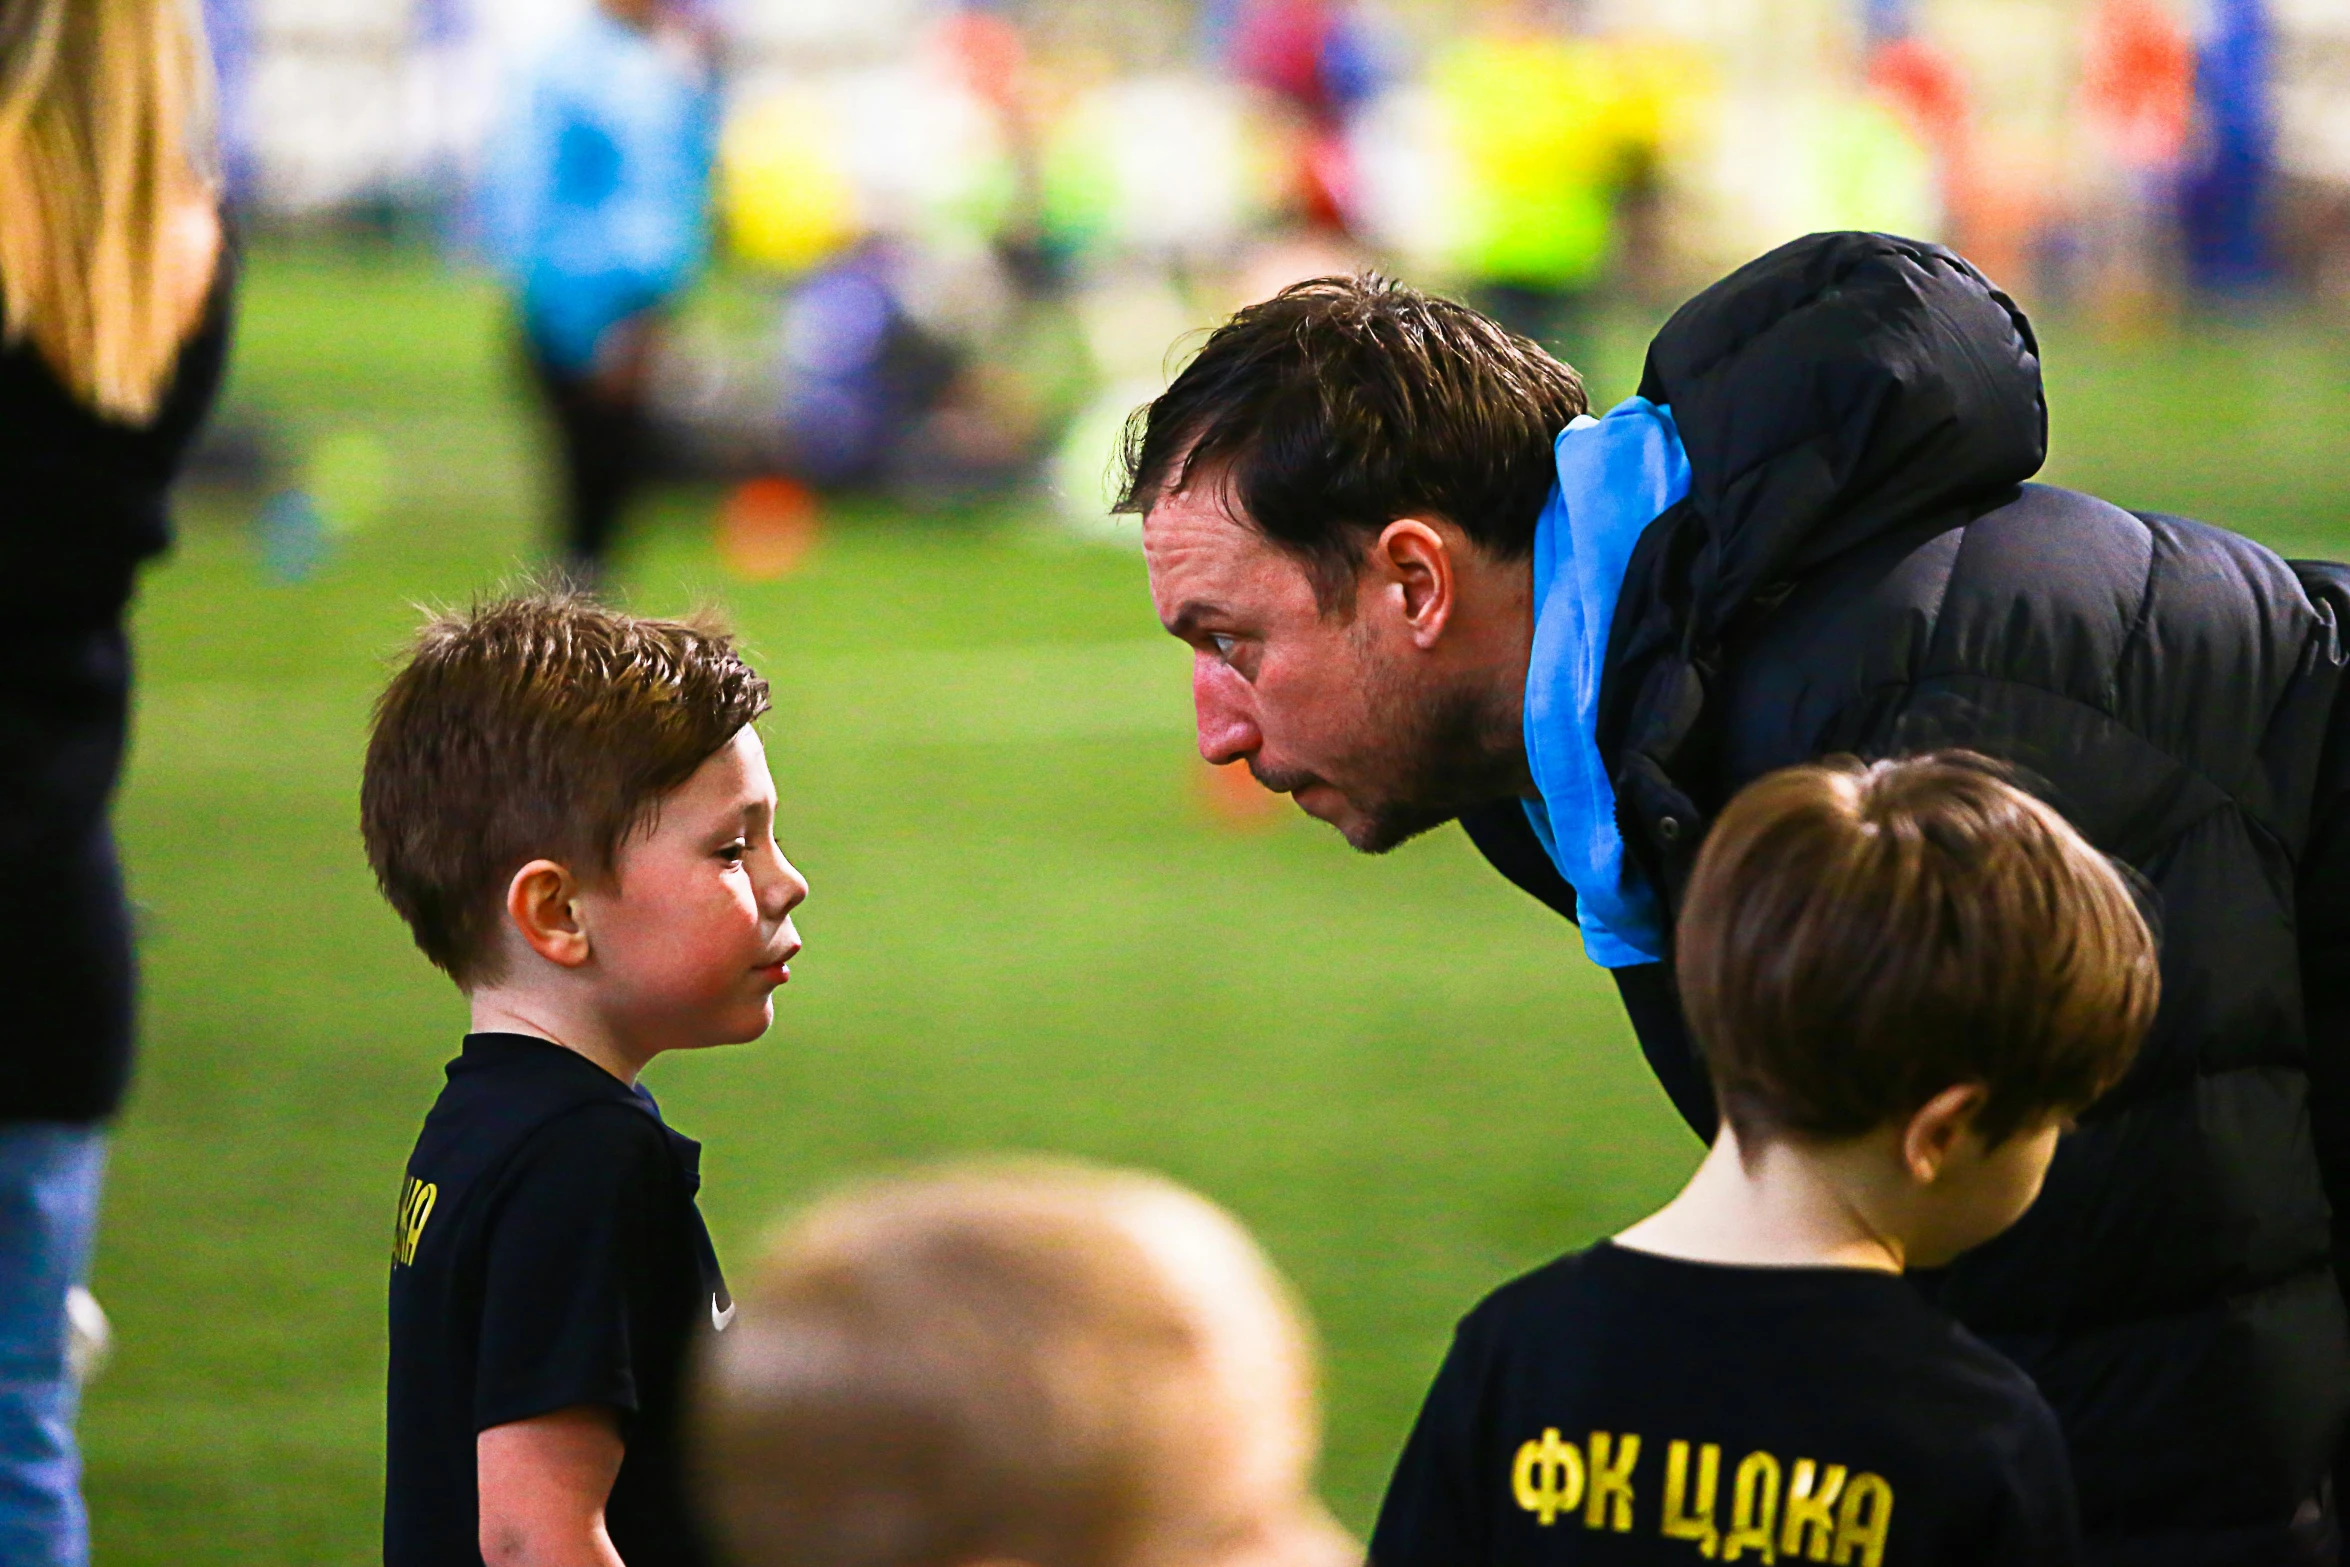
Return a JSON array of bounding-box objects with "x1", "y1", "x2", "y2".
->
[
  {"x1": 578, "y1": 726, "x2": 806, "y2": 1053},
  {"x1": 1905, "y1": 1115, "x2": 2065, "y2": 1269}
]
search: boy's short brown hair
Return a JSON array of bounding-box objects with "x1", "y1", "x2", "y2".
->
[
  {"x1": 694, "y1": 1161, "x2": 1321, "y2": 1567},
  {"x1": 1677, "y1": 753, "x2": 2160, "y2": 1148},
  {"x1": 360, "y1": 591, "x2": 770, "y2": 987}
]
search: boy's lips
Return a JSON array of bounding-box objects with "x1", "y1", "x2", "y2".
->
[{"x1": 755, "y1": 943, "x2": 801, "y2": 984}]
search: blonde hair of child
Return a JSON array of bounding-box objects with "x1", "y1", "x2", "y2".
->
[
  {"x1": 0, "y1": 0, "x2": 215, "y2": 422},
  {"x1": 695, "y1": 1161, "x2": 1325, "y2": 1567}
]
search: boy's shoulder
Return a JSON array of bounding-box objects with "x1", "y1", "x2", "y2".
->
[
  {"x1": 405, "y1": 1033, "x2": 681, "y2": 1210},
  {"x1": 392, "y1": 1035, "x2": 707, "y2": 1302},
  {"x1": 1459, "y1": 1242, "x2": 2046, "y2": 1418}
]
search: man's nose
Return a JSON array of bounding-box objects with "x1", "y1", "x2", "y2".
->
[{"x1": 1193, "y1": 657, "x2": 1260, "y2": 766}]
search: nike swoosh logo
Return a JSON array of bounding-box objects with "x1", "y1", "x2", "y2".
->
[{"x1": 712, "y1": 1294, "x2": 736, "y2": 1332}]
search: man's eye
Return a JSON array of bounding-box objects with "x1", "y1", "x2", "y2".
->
[{"x1": 1208, "y1": 634, "x2": 1238, "y2": 660}]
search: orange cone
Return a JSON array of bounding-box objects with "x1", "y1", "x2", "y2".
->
[
  {"x1": 718, "y1": 476, "x2": 821, "y2": 581},
  {"x1": 1197, "y1": 757, "x2": 1287, "y2": 829}
]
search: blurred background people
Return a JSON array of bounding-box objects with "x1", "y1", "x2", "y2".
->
[
  {"x1": 0, "y1": 0, "x2": 230, "y2": 1562},
  {"x1": 480, "y1": 0, "x2": 716, "y2": 584},
  {"x1": 695, "y1": 1161, "x2": 1357, "y2": 1567}
]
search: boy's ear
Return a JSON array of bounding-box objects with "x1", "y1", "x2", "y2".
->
[
  {"x1": 1901, "y1": 1083, "x2": 1989, "y2": 1184},
  {"x1": 506, "y1": 859, "x2": 591, "y2": 968}
]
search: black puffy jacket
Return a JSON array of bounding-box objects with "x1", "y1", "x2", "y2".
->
[{"x1": 1461, "y1": 232, "x2": 2350, "y2": 1565}]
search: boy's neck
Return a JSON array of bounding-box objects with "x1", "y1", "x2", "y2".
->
[
  {"x1": 468, "y1": 990, "x2": 657, "y2": 1087},
  {"x1": 1614, "y1": 1125, "x2": 1909, "y2": 1273}
]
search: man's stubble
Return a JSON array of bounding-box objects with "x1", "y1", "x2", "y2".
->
[{"x1": 1252, "y1": 621, "x2": 1529, "y2": 855}]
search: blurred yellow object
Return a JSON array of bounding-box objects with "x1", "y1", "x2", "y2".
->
[
  {"x1": 720, "y1": 91, "x2": 860, "y2": 272},
  {"x1": 722, "y1": 66, "x2": 1017, "y2": 270},
  {"x1": 1430, "y1": 32, "x2": 1638, "y2": 289},
  {"x1": 1606, "y1": 36, "x2": 1711, "y2": 167},
  {"x1": 1815, "y1": 95, "x2": 1938, "y2": 239}
]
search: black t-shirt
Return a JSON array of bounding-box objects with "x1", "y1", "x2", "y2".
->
[
  {"x1": 1371, "y1": 1242, "x2": 2079, "y2": 1567},
  {"x1": 385, "y1": 1034, "x2": 730, "y2": 1567}
]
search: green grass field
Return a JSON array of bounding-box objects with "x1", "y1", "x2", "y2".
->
[{"x1": 82, "y1": 243, "x2": 2350, "y2": 1564}]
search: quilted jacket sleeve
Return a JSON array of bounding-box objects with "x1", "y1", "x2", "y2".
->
[
  {"x1": 2294, "y1": 563, "x2": 2350, "y2": 1280},
  {"x1": 2293, "y1": 561, "x2": 2350, "y2": 1511}
]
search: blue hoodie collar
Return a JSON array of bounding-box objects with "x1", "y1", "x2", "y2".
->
[{"x1": 1520, "y1": 396, "x2": 1691, "y2": 968}]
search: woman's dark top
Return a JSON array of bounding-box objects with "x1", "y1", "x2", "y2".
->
[{"x1": 0, "y1": 240, "x2": 235, "y2": 1123}]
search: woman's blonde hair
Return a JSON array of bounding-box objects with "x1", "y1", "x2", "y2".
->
[{"x1": 0, "y1": 0, "x2": 215, "y2": 422}]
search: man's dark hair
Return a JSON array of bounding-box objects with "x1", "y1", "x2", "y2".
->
[
  {"x1": 1116, "y1": 275, "x2": 1588, "y2": 611},
  {"x1": 360, "y1": 591, "x2": 771, "y2": 988},
  {"x1": 1677, "y1": 753, "x2": 2160, "y2": 1149}
]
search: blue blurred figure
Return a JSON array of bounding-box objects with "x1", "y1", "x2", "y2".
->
[
  {"x1": 772, "y1": 245, "x2": 959, "y2": 490},
  {"x1": 2183, "y1": 0, "x2": 2274, "y2": 291},
  {"x1": 482, "y1": 0, "x2": 716, "y2": 580}
]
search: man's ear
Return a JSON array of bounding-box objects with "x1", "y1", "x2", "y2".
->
[
  {"x1": 1901, "y1": 1083, "x2": 1989, "y2": 1184},
  {"x1": 1368, "y1": 518, "x2": 1455, "y2": 648},
  {"x1": 505, "y1": 859, "x2": 591, "y2": 969}
]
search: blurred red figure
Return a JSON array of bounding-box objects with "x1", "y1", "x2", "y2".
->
[
  {"x1": 1227, "y1": 0, "x2": 1383, "y2": 231},
  {"x1": 935, "y1": 8, "x2": 1027, "y2": 113},
  {"x1": 2079, "y1": 0, "x2": 2194, "y2": 313},
  {"x1": 1232, "y1": 0, "x2": 1338, "y2": 116},
  {"x1": 1868, "y1": 37, "x2": 1973, "y2": 231},
  {"x1": 2082, "y1": 0, "x2": 2194, "y2": 169}
]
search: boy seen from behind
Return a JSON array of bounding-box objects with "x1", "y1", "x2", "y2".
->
[
  {"x1": 1371, "y1": 754, "x2": 2159, "y2": 1567},
  {"x1": 363, "y1": 593, "x2": 806, "y2": 1567}
]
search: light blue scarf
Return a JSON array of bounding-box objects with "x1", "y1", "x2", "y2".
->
[{"x1": 1520, "y1": 396, "x2": 1691, "y2": 968}]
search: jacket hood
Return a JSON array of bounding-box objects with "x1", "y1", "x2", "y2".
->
[
  {"x1": 1597, "y1": 232, "x2": 2047, "y2": 910},
  {"x1": 1634, "y1": 230, "x2": 2047, "y2": 648}
]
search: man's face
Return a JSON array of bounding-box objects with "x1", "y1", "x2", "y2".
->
[
  {"x1": 1143, "y1": 484, "x2": 1509, "y2": 853},
  {"x1": 579, "y1": 726, "x2": 807, "y2": 1052}
]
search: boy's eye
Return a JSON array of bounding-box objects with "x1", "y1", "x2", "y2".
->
[{"x1": 716, "y1": 841, "x2": 748, "y2": 864}]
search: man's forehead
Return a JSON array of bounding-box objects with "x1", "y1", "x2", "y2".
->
[
  {"x1": 1143, "y1": 481, "x2": 1256, "y2": 551},
  {"x1": 1143, "y1": 484, "x2": 1283, "y2": 594}
]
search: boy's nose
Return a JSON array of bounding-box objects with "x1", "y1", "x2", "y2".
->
[{"x1": 762, "y1": 851, "x2": 808, "y2": 920}]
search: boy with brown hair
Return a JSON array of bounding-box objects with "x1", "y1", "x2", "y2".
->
[
  {"x1": 361, "y1": 592, "x2": 807, "y2": 1567},
  {"x1": 693, "y1": 1160, "x2": 1359, "y2": 1567},
  {"x1": 1371, "y1": 753, "x2": 2160, "y2": 1567}
]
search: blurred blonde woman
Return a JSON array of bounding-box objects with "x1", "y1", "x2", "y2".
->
[{"x1": 0, "y1": 2, "x2": 229, "y2": 1562}]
